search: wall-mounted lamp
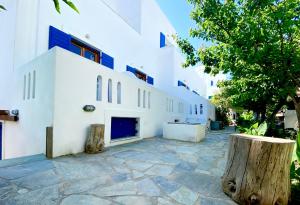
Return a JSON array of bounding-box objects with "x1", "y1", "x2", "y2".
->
[
  {"x1": 83, "y1": 105, "x2": 96, "y2": 112},
  {"x1": 11, "y1": 109, "x2": 19, "y2": 116}
]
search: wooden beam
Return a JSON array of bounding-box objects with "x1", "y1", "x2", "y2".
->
[
  {"x1": 46, "y1": 127, "x2": 53, "y2": 159},
  {"x1": 0, "y1": 115, "x2": 19, "y2": 121},
  {"x1": 0, "y1": 110, "x2": 9, "y2": 115}
]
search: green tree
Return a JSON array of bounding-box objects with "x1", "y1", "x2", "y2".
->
[
  {"x1": 177, "y1": 0, "x2": 300, "y2": 129},
  {"x1": 0, "y1": 0, "x2": 78, "y2": 13}
]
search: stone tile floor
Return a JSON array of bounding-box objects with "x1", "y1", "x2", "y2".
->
[{"x1": 0, "y1": 131, "x2": 237, "y2": 205}]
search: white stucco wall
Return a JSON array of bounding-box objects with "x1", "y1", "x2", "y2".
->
[
  {"x1": 4, "y1": 0, "x2": 207, "y2": 97},
  {"x1": 0, "y1": 0, "x2": 17, "y2": 109},
  {"x1": 51, "y1": 48, "x2": 212, "y2": 157},
  {"x1": 205, "y1": 72, "x2": 228, "y2": 99},
  {"x1": 0, "y1": 0, "x2": 216, "y2": 159},
  {"x1": 2, "y1": 50, "x2": 55, "y2": 159}
]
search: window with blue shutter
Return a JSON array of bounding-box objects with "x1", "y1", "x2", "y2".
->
[
  {"x1": 147, "y1": 76, "x2": 154, "y2": 85},
  {"x1": 49, "y1": 26, "x2": 115, "y2": 68},
  {"x1": 160, "y1": 32, "x2": 166, "y2": 48},
  {"x1": 126, "y1": 65, "x2": 137, "y2": 74},
  {"x1": 49, "y1": 26, "x2": 71, "y2": 50},
  {"x1": 178, "y1": 80, "x2": 186, "y2": 87},
  {"x1": 102, "y1": 52, "x2": 114, "y2": 69}
]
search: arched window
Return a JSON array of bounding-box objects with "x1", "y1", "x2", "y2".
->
[
  {"x1": 96, "y1": 75, "x2": 102, "y2": 101},
  {"x1": 195, "y1": 104, "x2": 198, "y2": 115},
  {"x1": 32, "y1": 70, "x2": 36, "y2": 99},
  {"x1": 166, "y1": 98, "x2": 169, "y2": 112},
  {"x1": 23, "y1": 75, "x2": 26, "y2": 100},
  {"x1": 200, "y1": 104, "x2": 203, "y2": 114},
  {"x1": 148, "y1": 92, "x2": 151, "y2": 109},
  {"x1": 143, "y1": 90, "x2": 146, "y2": 108},
  {"x1": 138, "y1": 89, "x2": 141, "y2": 107},
  {"x1": 108, "y1": 79, "x2": 112, "y2": 103},
  {"x1": 117, "y1": 82, "x2": 121, "y2": 104},
  {"x1": 27, "y1": 72, "x2": 31, "y2": 100}
]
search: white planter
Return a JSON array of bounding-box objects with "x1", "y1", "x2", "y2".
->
[{"x1": 163, "y1": 123, "x2": 206, "y2": 142}]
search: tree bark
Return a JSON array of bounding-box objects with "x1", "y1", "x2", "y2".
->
[
  {"x1": 222, "y1": 134, "x2": 295, "y2": 205},
  {"x1": 85, "y1": 124, "x2": 105, "y2": 154}
]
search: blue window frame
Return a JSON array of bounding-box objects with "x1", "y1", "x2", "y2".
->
[
  {"x1": 147, "y1": 76, "x2": 154, "y2": 85},
  {"x1": 211, "y1": 80, "x2": 214, "y2": 86},
  {"x1": 49, "y1": 26, "x2": 114, "y2": 69},
  {"x1": 126, "y1": 65, "x2": 136, "y2": 74},
  {"x1": 70, "y1": 43, "x2": 82, "y2": 55},
  {"x1": 178, "y1": 80, "x2": 186, "y2": 87},
  {"x1": 49, "y1": 26, "x2": 71, "y2": 50},
  {"x1": 127, "y1": 66, "x2": 154, "y2": 85},
  {"x1": 160, "y1": 32, "x2": 166, "y2": 48},
  {"x1": 102, "y1": 52, "x2": 114, "y2": 69}
]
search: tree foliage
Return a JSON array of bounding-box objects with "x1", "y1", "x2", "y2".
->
[
  {"x1": 177, "y1": 0, "x2": 300, "y2": 127},
  {"x1": 0, "y1": 0, "x2": 78, "y2": 13}
]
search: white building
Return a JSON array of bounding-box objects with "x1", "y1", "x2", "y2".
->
[
  {"x1": 205, "y1": 73, "x2": 227, "y2": 100},
  {"x1": 0, "y1": 0, "x2": 215, "y2": 160}
]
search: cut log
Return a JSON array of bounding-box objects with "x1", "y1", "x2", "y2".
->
[
  {"x1": 85, "y1": 124, "x2": 105, "y2": 154},
  {"x1": 222, "y1": 134, "x2": 295, "y2": 205}
]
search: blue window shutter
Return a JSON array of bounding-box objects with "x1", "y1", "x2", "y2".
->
[
  {"x1": 49, "y1": 26, "x2": 71, "y2": 50},
  {"x1": 102, "y1": 52, "x2": 114, "y2": 69},
  {"x1": 178, "y1": 80, "x2": 185, "y2": 87},
  {"x1": 126, "y1": 65, "x2": 136, "y2": 74},
  {"x1": 160, "y1": 32, "x2": 166, "y2": 48},
  {"x1": 147, "y1": 76, "x2": 154, "y2": 85}
]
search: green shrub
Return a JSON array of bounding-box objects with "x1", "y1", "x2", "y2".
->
[
  {"x1": 244, "y1": 121, "x2": 268, "y2": 136},
  {"x1": 215, "y1": 106, "x2": 229, "y2": 126},
  {"x1": 236, "y1": 111, "x2": 255, "y2": 132}
]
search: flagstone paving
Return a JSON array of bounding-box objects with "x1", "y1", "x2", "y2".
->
[{"x1": 0, "y1": 131, "x2": 237, "y2": 205}]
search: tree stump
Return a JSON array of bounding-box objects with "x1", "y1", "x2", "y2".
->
[
  {"x1": 85, "y1": 124, "x2": 105, "y2": 154},
  {"x1": 222, "y1": 134, "x2": 295, "y2": 205}
]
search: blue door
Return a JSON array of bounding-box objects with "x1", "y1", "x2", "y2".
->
[
  {"x1": 0, "y1": 122, "x2": 2, "y2": 160},
  {"x1": 111, "y1": 117, "x2": 138, "y2": 140}
]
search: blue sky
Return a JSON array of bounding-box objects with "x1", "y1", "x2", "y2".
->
[{"x1": 156, "y1": 0, "x2": 207, "y2": 49}]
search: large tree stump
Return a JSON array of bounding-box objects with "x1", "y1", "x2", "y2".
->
[
  {"x1": 222, "y1": 134, "x2": 295, "y2": 205},
  {"x1": 85, "y1": 124, "x2": 105, "y2": 154}
]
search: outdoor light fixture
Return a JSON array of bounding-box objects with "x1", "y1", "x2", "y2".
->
[
  {"x1": 11, "y1": 109, "x2": 19, "y2": 116},
  {"x1": 83, "y1": 105, "x2": 96, "y2": 112}
]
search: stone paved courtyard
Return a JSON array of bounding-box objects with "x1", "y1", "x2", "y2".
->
[{"x1": 0, "y1": 131, "x2": 237, "y2": 205}]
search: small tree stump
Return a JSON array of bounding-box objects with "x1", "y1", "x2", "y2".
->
[
  {"x1": 85, "y1": 124, "x2": 105, "y2": 154},
  {"x1": 222, "y1": 134, "x2": 295, "y2": 205}
]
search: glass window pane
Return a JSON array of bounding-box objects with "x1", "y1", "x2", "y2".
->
[
  {"x1": 70, "y1": 43, "x2": 82, "y2": 55},
  {"x1": 85, "y1": 50, "x2": 96, "y2": 61}
]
